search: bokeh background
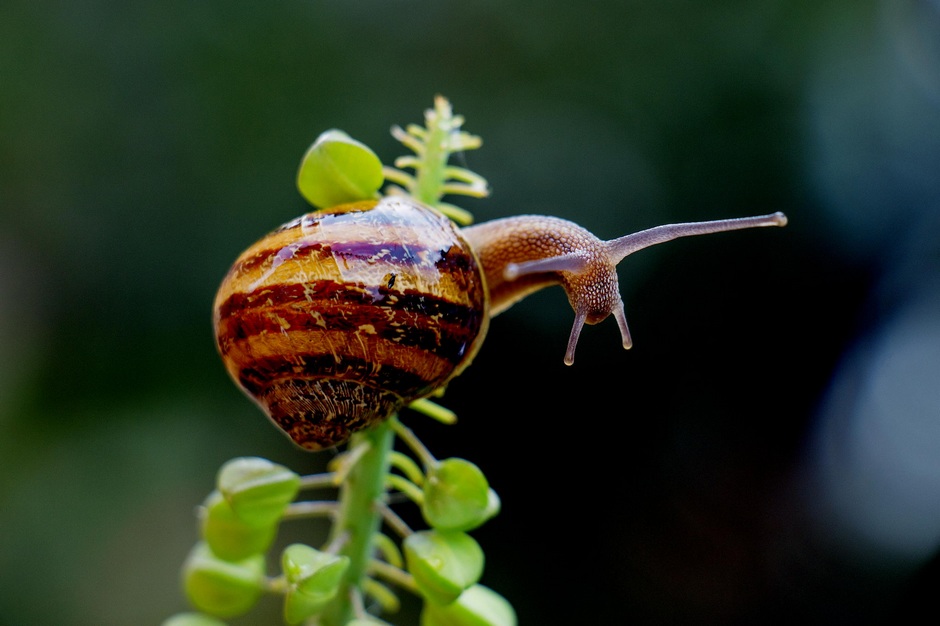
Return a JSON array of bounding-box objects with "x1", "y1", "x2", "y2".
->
[{"x1": 2, "y1": 1, "x2": 940, "y2": 624}]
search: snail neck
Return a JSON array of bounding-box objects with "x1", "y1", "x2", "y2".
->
[
  {"x1": 462, "y1": 215, "x2": 622, "y2": 366},
  {"x1": 462, "y1": 215, "x2": 601, "y2": 317}
]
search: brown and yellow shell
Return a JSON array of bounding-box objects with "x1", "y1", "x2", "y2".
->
[{"x1": 213, "y1": 196, "x2": 490, "y2": 450}]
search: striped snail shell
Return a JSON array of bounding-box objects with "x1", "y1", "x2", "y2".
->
[
  {"x1": 213, "y1": 196, "x2": 489, "y2": 451},
  {"x1": 214, "y1": 194, "x2": 786, "y2": 451}
]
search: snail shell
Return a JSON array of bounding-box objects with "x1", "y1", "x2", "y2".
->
[{"x1": 213, "y1": 197, "x2": 489, "y2": 451}]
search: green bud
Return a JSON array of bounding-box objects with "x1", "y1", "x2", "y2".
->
[
  {"x1": 200, "y1": 490, "x2": 278, "y2": 561},
  {"x1": 420, "y1": 584, "x2": 517, "y2": 626},
  {"x1": 182, "y1": 542, "x2": 265, "y2": 619},
  {"x1": 346, "y1": 619, "x2": 387, "y2": 626},
  {"x1": 281, "y1": 543, "x2": 350, "y2": 624},
  {"x1": 404, "y1": 530, "x2": 484, "y2": 606},
  {"x1": 160, "y1": 613, "x2": 228, "y2": 626},
  {"x1": 422, "y1": 458, "x2": 497, "y2": 532},
  {"x1": 217, "y1": 457, "x2": 300, "y2": 528},
  {"x1": 282, "y1": 543, "x2": 349, "y2": 593},
  {"x1": 297, "y1": 129, "x2": 384, "y2": 209},
  {"x1": 481, "y1": 488, "x2": 501, "y2": 522}
]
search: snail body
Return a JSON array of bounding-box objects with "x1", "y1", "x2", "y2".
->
[{"x1": 214, "y1": 195, "x2": 786, "y2": 450}]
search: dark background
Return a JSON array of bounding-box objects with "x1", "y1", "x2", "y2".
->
[{"x1": 2, "y1": 1, "x2": 940, "y2": 625}]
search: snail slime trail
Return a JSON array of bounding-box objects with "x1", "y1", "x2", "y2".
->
[{"x1": 214, "y1": 196, "x2": 787, "y2": 450}]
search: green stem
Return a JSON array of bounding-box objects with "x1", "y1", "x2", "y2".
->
[
  {"x1": 412, "y1": 97, "x2": 454, "y2": 205},
  {"x1": 385, "y1": 474, "x2": 425, "y2": 505},
  {"x1": 413, "y1": 131, "x2": 446, "y2": 205},
  {"x1": 298, "y1": 472, "x2": 339, "y2": 490},
  {"x1": 318, "y1": 417, "x2": 396, "y2": 626},
  {"x1": 391, "y1": 418, "x2": 437, "y2": 470}
]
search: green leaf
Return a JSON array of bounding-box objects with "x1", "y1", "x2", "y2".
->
[
  {"x1": 422, "y1": 458, "x2": 496, "y2": 532},
  {"x1": 283, "y1": 590, "x2": 330, "y2": 625},
  {"x1": 404, "y1": 530, "x2": 484, "y2": 606},
  {"x1": 217, "y1": 457, "x2": 300, "y2": 528},
  {"x1": 200, "y1": 490, "x2": 278, "y2": 562},
  {"x1": 160, "y1": 613, "x2": 228, "y2": 626},
  {"x1": 282, "y1": 544, "x2": 349, "y2": 593},
  {"x1": 182, "y1": 542, "x2": 265, "y2": 619},
  {"x1": 297, "y1": 129, "x2": 384, "y2": 209},
  {"x1": 420, "y1": 584, "x2": 517, "y2": 626},
  {"x1": 281, "y1": 544, "x2": 350, "y2": 624}
]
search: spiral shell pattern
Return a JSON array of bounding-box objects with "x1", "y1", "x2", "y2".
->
[{"x1": 213, "y1": 197, "x2": 489, "y2": 450}]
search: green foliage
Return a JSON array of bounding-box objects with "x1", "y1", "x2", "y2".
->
[
  {"x1": 169, "y1": 97, "x2": 512, "y2": 626},
  {"x1": 297, "y1": 129, "x2": 385, "y2": 209},
  {"x1": 382, "y1": 95, "x2": 488, "y2": 222},
  {"x1": 282, "y1": 544, "x2": 351, "y2": 624},
  {"x1": 182, "y1": 542, "x2": 266, "y2": 618},
  {"x1": 217, "y1": 457, "x2": 301, "y2": 528},
  {"x1": 420, "y1": 585, "x2": 517, "y2": 626},
  {"x1": 422, "y1": 459, "x2": 500, "y2": 532},
  {"x1": 200, "y1": 490, "x2": 279, "y2": 561},
  {"x1": 404, "y1": 530, "x2": 484, "y2": 605}
]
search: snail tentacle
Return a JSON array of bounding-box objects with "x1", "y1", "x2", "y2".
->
[
  {"x1": 503, "y1": 252, "x2": 588, "y2": 281},
  {"x1": 605, "y1": 211, "x2": 788, "y2": 264},
  {"x1": 612, "y1": 299, "x2": 633, "y2": 351},
  {"x1": 564, "y1": 309, "x2": 588, "y2": 367}
]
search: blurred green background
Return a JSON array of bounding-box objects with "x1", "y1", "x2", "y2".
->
[{"x1": 3, "y1": 1, "x2": 940, "y2": 624}]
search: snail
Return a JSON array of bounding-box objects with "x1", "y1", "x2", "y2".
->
[{"x1": 213, "y1": 196, "x2": 786, "y2": 450}]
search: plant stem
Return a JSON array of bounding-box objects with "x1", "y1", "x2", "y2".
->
[
  {"x1": 318, "y1": 417, "x2": 396, "y2": 626},
  {"x1": 411, "y1": 100, "x2": 449, "y2": 204}
]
